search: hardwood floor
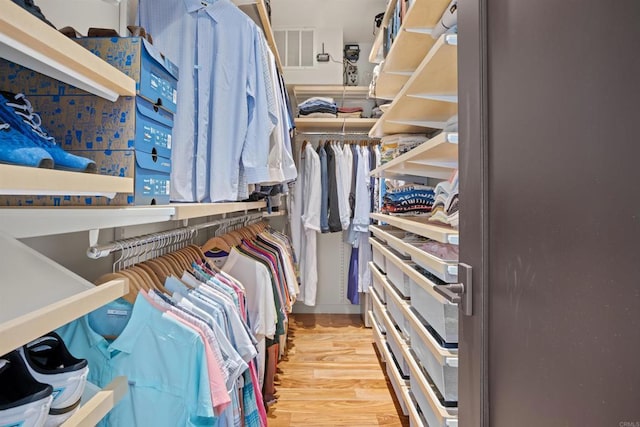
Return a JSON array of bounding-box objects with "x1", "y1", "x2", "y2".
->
[{"x1": 267, "y1": 314, "x2": 410, "y2": 427}]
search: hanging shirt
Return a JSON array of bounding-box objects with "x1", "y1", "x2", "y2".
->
[
  {"x1": 290, "y1": 142, "x2": 304, "y2": 261},
  {"x1": 342, "y1": 144, "x2": 353, "y2": 222},
  {"x1": 318, "y1": 145, "x2": 330, "y2": 233},
  {"x1": 300, "y1": 144, "x2": 321, "y2": 306},
  {"x1": 57, "y1": 295, "x2": 216, "y2": 427},
  {"x1": 139, "y1": 0, "x2": 273, "y2": 202},
  {"x1": 326, "y1": 144, "x2": 342, "y2": 232},
  {"x1": 353, "y1": 146, "x2": 371, "y2": 233},
  {"x1": 333, "y1": 144, "x2": 350, "y2": 231}
]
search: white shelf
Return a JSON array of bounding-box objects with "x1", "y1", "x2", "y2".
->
[
  {"x1": 0, "y1": 232, "x2": 128, "y2": 355},
  {"x1": 371, "y1": 0, "x2": 454, "y2": 99},
  {"x1": 371, "y1": 212, "x2": 458, "y2": 245},
  {"x1": 369, "y1": 0, "x2": 397, "y2": 63},
  {"x1": 234, "y1": 0, "x2": 283, "y2": 72},
  {"x1": 169, "y1": 201, "x2": 267, "y2": 221},
  {"x1": 62, "y1": 377, "x2": 128, "y2": 427},
  {"x1": 371, "y1": 132, "x2": 458, "y2": 180},
  {"x1": 0, "y1": 0, "x2": 135, "y2": 101},
  {"x1": 0, "y1": 164, "x2": 134, "y2": 199},
  {"x1": 292, "y1": 85, "x2": 370, "y2": 102},
  {"x1": 295, "y1": 118, "x2": 378, "y2": 132},
  {"x1": 370, "y1": 34, "x2": 458, "y2": 137},
  {"x1": 0, "y1": 202, "x2": 267, "y2": 239},
  {"x1": 263, "y1": 210, "x2": 286, "y2": 218}
]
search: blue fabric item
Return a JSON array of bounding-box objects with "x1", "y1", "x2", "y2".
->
[
  {"x1": 56, "y1": 295, "x2": 216, "y2": 427},
  {"x1": 347, "y1": 246, "x2": 360, "y2": 304},
  {"x1": 0, "y1": 92, "x2": 96, "y2": 173},
  {"x1": 139, "y1": 0, "x2": 272, "y2": 202},
  {"x1": 318, "y1": 145, "x2": 330, "y2": 233},
  {"x1": 0, "y1": 120, "x2": 53, "y2": 168}
]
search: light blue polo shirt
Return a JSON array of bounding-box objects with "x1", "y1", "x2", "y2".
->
[{"x1": 57, "y1": 295, "x2": 216, "y2": 426}]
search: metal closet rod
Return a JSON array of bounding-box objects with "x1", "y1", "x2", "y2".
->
[{"x1": 86, "y1": 212, "x2": 264, "y2": 260}]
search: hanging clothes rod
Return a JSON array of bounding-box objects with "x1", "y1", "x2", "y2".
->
[
  {"x1": 296, "y1": 131, "x2": 379, "y2": 137},
  {"x1": 86, "y1": 212, "x2": 264, "y2": 260}
]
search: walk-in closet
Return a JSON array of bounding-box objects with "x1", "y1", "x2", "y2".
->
[{"x1": 1, "y1": 0, "x2": 639, "y2": 426}]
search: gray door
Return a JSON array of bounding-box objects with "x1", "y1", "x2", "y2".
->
[{"x1": 458, "y1": 1, "x2": 640, "y2": 426}]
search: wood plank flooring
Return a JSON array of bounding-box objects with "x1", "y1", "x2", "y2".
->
[{"x1": 267, "y1": 314, "x2": 410, "y2": 427}]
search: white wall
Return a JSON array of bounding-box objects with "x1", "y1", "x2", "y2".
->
[
  {"x1": 272, "y1": 0, "x2": 387, "y2": 85},
  {"x1": 37, "y1": 0, "x2": 123, "y2": 35}
]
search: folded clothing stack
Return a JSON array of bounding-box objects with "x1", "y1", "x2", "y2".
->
[
  {"x1": 298, "y1": 97, "x2": 337, "y2": 117},
  {"x1": 337, "y1": 107, "x2": 363, "y2": 118},
  {"x1": 382, "y1": 184, "x2": 435, "y2": 215},
  {"x1": 380, "y1": 133, "x2": 429, "y2": 163},
  {"x1": 429, "y1": 170, "x2": 459, "y2": 228}
]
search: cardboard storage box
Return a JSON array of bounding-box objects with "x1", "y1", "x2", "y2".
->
[
  {"x1": 76, "y1": 37, "x2": 179, "y2": 114},
  {"x1": 0, "y1": 150, "x2": 171, "y2": 206},
  {"x1": 0, "y1": 36, "x2": 179, "y2": 114}
]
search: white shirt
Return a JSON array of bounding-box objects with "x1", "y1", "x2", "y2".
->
[
  {"x1": 341, "y1": 144, "x2": 353, "y2": 222},
  {"x1": 300, "y1": 144, "x2": 321, "y2": 306},
  {"x1": 333, "y1": 144, "x2": 350, "y2": 230}
]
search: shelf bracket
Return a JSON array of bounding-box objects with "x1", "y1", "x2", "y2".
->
[{"x1": 89, "y1": 229, "x2": 100, "y2": 247}]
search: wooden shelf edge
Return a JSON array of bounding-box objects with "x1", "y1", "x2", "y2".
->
[
  {"x1": 368, "y1": 0, "x2": 398, "y2": 63},
  {"x1": 0, "y1": 164, "x2": 133, "y2": 197},
  {"x1": 61, "y1": 377, "x2": 129, "y2": 427},
  {"x1": 371, "y1": 132, "x2": 457, "y2": 176},
  {"x1": 0, "y1": 279, "x2": 128, "y2": 356},
  {"x1": 170, "y1": 201, "x2": 267, "y2": 220},
  {"x1": 370, "y1": 213, "x2": 458, "y2": 244},
  {"x1": 0, "y1": 0, "x2": 135, "y2": 100},
  {"x1": 295, "y1": 117, "x2": 378, "y2": 132}
]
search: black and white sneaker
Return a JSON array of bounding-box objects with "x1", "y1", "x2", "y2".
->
[
  {"x1": 0, "y1": 351, "x2": 53, "y2": 427},
  {"x1": 19, "y1": 333, "x2": 89, "y2": 427}
]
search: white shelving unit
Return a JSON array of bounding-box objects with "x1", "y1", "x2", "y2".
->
[
  {"x1": 370, "y1": 34, "x2": 458, "y2": 137},
  {"x1": 371, "y1": 0, "x2": 453, "y2": 100},
  {"x1": 371, "y1": 212, "x2": 458, "y2": 245},
  {"x1": 370, "y1": 132, "x2": 458, "y2": 180},
  {"x1": 0, "y1": 0, "x2": 135, "y2": 101},
  {"x1": 368, "y1": 4, "x2": 460, "y2": 421},
  {"x1": 62, "y1": 377, "x2": 128, "y2": 427}
]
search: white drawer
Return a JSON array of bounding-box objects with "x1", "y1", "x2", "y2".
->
[
  {"x1": 369, "y1": 225, "x2": 411, "y2": 257},
  {"x1": 407, "y1": 305, "x2": 459, "y2": 402},
  {"x1": 370, "y1": 237, "x2": 412, "y2": 298},
  {"x1": 370, "y1": 262, "x2": 387, "y2": 304},
  {"x1": 370, "y1": 286, "x2": 387, "y2": 335},
  {"x1": 369, "y1": 310, "x2": 386, "y2": 362},
  {"x1": 408, "y1": 268, "x2": 459, "y2": 344},
  {"x1": 404, "y1": 242, "x2": 458, "y2": 284},
  {"x1": 381, "y1": 272, "x2": 412, "y2": 340},
  {"x1": 407, "y1": 349, "x2": 458, "y2": 427},
  {"x1": 377, "y1": 293, "x2": 411, "y2": 378},
  {"x1": 370, "y1": 237, "x2": 388, "y2": 273}
]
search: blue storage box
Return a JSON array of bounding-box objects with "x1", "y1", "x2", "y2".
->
[{"x1": 76, "y1": 37, "x2": 179, "y2": 114}]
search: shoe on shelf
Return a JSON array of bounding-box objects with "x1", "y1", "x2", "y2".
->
[
  {"x1": 19, "y1": 333, "x2": 89, "y2": 427},
  {"x1": 0, "y1": 92, "x2": 97, "y2": 173},
  {"x1": 0, "y1": 351, "x2": 54, "y2": 427},
  {"x1": 0, "y1": 118, "x2": 54, "y2": 169}
]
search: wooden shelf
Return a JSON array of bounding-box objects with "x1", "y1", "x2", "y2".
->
[
  {"x1": 0, "y1": 164, "x2": 133, "y2": 198},
  {"x1": 0, "y1": 202, "x2": 267, "y2": 239},
  {"x1": 369, "y1": 0, "x2": 397, "y2": 63},
  {"x1": 371, "y1": 212, "x2": 458, "y2": 244},
  {"x1": 295, "y1": 118, "x2": 378, "y2": 132},
  {"x1": 293, "y1": 85, "x2": 370, "y2": 101},
  {"x1": 169, "y1": 201, "x2": 267, "y2": 220},
  {"x1": 0, "y1": 231, "x2": 128, "y2": 355},
  {"x1": 371, "y1": 0, "x2": 454, "y2": 99},
  {"x1": 370, "y1": 34, "x2": 458, "y2": 137},
  {"x1": 0, "y1": 0, "x2": 135, "y2": 101},
  {"x1": 62, "y1": 377, "x2": 128, "y2": 427},
  {"x1": 371, "y1": 132, "x2": 458, "y2": 180},
  {"x1": 235, "y1": 0, "x2": 283, "y2": 72}
]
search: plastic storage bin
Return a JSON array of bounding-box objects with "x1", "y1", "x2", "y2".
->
[
  {"x1": 385, "y1": 255, "x2": 412, "y2": 299},
  {"x1": 383, "y1": 277, "x2": 411, "y2": 340},
  {"x1": 407, "y1": 243, "x2": 458, "y2": 284},
  {"x1": 371, "y1": 289, "x2": 387, "y2": 335},
  {"x1": 408, "y1": 311, "x2": 458, "y2": 402},
  {"x1": 371, "y1": 238, "x2": 388, "y2": 273},
  {"x1": 370, "y1": 225, "x2": 411, "y2": 256},
  {"x1": 408, "y1": 352, "x2": 458, "y2": 427},
  {"x1": 409, "y1": 272, "x2": 459, "y2": 344},
  {"x1": 370, "y1": 262, "x2": 387, "y2": 304}
]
